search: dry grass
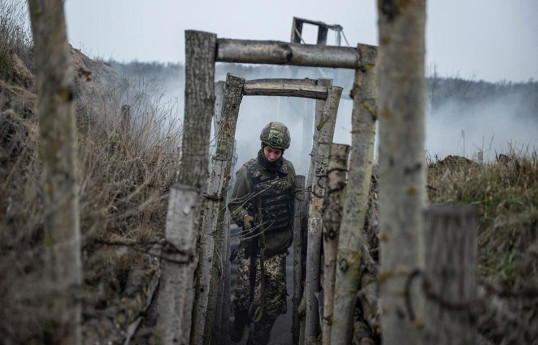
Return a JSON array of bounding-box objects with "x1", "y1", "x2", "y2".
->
[
  {"x1": 0, "y1": 0, "x2": 32, "y2": 76},
  {"x1": 1, "y1": 5, "x2": 536, "y2": 343},
  {"x1": 0, "y1": 16, "x2": 181, "y2": 341},
  {"x1": 427, "y1": 152, "x2": 538, "y2": 290}
]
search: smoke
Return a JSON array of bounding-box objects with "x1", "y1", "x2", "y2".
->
[
  {"x1": 426, "y1": 91, "x2": 538, "y2": 161},
  {"x1": 115, "y1": 61, "x2": 537, "y2": 172},
  {"x1": 215, "y1": 65, "x2": 356, "y2": 176}
]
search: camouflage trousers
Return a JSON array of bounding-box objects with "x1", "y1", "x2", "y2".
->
[{"x1": 234, "y1": 246, "x2": 287, "y2": 345}]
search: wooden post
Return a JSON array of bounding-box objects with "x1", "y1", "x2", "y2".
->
[
  {"x1": 423, "y1": 206, "x2": 478, "y2": 345},
  {"x1": 304, "y1": 81, "x2": 343, "y2": 342},
  {"x1": 27, "y1": 1, "x2": 81, "y2": 344},
  {"x1": 212, "y1": 81, "x2": 225, "y2": 137},
  {"x1": 330, "y1": 44, "x2": 378, "y2": 345},
  {"x1": 216, "y1": 207, "x2": 233, "y2": 344},
  {"x1": 157, "y1": 185, "x2": 198, "y2": 345},
  {"x1": 303, "y1": 78, "x2": 331, "y2": 343},
  {"x1": 317, "y1": 26, "x2": 329, "y2": 45},
  {"x1": 159, "y1": 30, "x2": 216, "y2": 345},
  {"x1": 292, "y1": 175, "x2": 306, "y2": 345},
  {"x1": 302, "y1": 100, "x2": 314, "y2": 175},
  {"x1": 212, "y1": 80, "x2": 225, "y2": 342},
  {"x1": 291, "y1": 17, "x2": 304, "y2": 44},
  {"x1": 321, "y1": 144, "x2": 350, "y2": 345},
  {"x1": 377, "y1": 1, "x2": 427, "y2": 344},
  {"x1": 178, "y1": 30, "x2": 216, "y2": 189},
  {"x1": 200, "y1": 74, "x2": 245, "y2": 345},
  {"x1": 190, "y1": 158, "x2": 227, "y2": 345},
  {"x1": 121, "y1": 104, "x2": 131, "y2": 133}
]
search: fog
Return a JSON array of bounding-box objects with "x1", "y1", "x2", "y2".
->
[{"x1": 116, "y1": 63, "x2": 537, "y2": 175}]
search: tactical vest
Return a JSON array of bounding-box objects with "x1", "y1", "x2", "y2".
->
[{"x1": 246, "y1": 159, "x2": 292, "y2": 232}]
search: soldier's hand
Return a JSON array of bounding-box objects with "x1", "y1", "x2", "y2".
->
[{"x1": 243, "y1": 214, "x2": 254, "y2": 229}]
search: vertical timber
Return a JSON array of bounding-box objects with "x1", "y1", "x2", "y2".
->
[
  {"x1": 321, "y1": 144, "x2": 350, "y2": 345},
  {"x1": 292, "y1": 175, "x2": 307, "y2": 345},
  {"x1": 304, "y1": 81, "x2": 343, "y2": 342},
  {"x1": 178, "y1": 30, "x2": 217, "y2": 189},
  {"x1": 378, "y1": 1, "x2": 427, "y2": 344},
  {"x1": 160, "y1": 30, "x2": 216, "y2": 345},
  {"x1": 157, "y1": 185, "x2": 199, "y2": 344},
  {"x1": 202, "y1": 74, "x2": 245, "y2": 345},
  {"x1": 330, "y1": 44, "x2": 378, "y2": 345}
]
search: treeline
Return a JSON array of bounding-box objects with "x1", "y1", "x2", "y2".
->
[
  {"x1": 109, "y1": 60, "x2": 538, "y2": 119},
  {"x1": 427, "y1": 75, "x2": 538, "y2": 118}
]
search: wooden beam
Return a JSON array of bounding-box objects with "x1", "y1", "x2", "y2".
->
[
  {"x1": 243, "y1": 78, "x2": 328, "y2": 99},
  {"x1": 217, "y1": 38, "x2": 362, "y2": 69}
]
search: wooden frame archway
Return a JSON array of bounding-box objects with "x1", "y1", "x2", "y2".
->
[{"x1": 158, "y1": 31, "x2": 378, "y2": 345}]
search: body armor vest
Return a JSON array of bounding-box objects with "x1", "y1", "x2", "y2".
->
[{"x1": 246, "y1": 160, "x2": 292, "y2": 232}]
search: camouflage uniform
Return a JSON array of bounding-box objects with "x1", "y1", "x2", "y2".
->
[
  {"x1": 235, "y1": 247, "x2": 288, "y2": 344},
  {"x1": 228, "y1": 151, "x2": 296, "y2": 345}
]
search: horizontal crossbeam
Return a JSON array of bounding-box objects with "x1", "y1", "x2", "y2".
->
[
  {"x1": 243, "y1": 78, "x2": 328, "y2": 99},
  {"x1": 217, "y1": 39, "x2": 363, "y2": 69}
]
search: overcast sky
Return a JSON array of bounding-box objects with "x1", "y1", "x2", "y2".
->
[{"x1": 65, "y1": 0, "x2": 538, "y2": 83}]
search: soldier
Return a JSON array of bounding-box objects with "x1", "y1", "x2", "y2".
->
[{"x1": 228, "y1": 121, "x2": 296, "y2": 345}]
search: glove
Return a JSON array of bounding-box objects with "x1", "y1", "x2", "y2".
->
[{"x1": 243, "y1": 214, "x2": 254, "y2": 229}]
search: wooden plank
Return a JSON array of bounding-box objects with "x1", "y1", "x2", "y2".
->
[
  {"x1": 243, "y1": 79, "x2": 328, "y2": 99},
  {"x1": 217, "y1": 38, "x2": 363, "y2": 69}
]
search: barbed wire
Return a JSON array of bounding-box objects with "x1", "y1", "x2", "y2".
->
[{"x1": 404, "y1": 268, "x2": 538, "y2": 321}]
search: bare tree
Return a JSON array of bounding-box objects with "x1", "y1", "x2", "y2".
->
[
  {"x1": 377, "y1": 1, "x2": 427, "y2": 345},
  {"x1": 27, "y1": 0, "x2": 81, "y2": 343}
]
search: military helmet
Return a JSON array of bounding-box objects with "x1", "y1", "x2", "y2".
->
[{"x1": 260, "y1": 121, "x2": 291, "y2": 150}]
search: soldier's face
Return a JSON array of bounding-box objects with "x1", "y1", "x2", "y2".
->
[{"x1": 263, "y1": 146, "x2": 282, "y2": 162}]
